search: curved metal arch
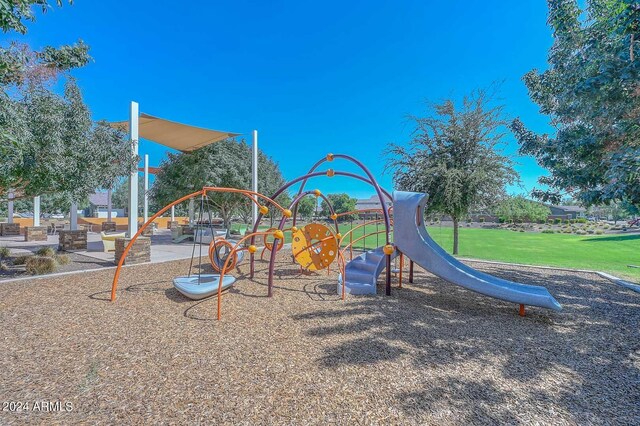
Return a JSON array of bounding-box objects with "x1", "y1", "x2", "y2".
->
[
  {"x1": 292, "y1": 154, "x2": 392, "y2": 221},
  {"x1": 111, "y1": 187, "x2": 287, "y2": 302},
  {"x1": 249, "y1": 170, "x2": 386, "y2": 248},
  {"x1": 248, "y1": 169, "x2": 393, "y2": 297},
  {"x1": 289, "y1": 189, "x2": 341, "y2": 234},
  {"x1": 263, "y1": 190, "x2": 342, "y2": 296}
]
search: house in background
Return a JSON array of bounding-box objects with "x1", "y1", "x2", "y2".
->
[
  {"x1": 86, "y1": 192, "x2": 124, "y2": 218},
  {"x1": 354, "y1": 195, "x2": 392, "y2": 219},
  {"x1": 547, "y1": 205, "x2": 587, "y2": 220}
]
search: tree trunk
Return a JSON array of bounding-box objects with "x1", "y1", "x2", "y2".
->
[
  {"x1": 452, "y1": 217, "x2": 459, "y2": 255},
  {"x1": 221, "y1": 207, "x2": 231, "y2": 236}
]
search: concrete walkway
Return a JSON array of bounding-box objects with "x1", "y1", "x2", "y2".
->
[{"x1": 0, "y1": 229, "x2": 204, "y2": 264}]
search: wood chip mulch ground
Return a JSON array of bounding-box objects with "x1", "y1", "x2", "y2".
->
[
  {"x1": 0, "y1": 251, "x2": 113, "y2": 281},
  {"x1": 1, "y1": 252, "x2": 639, "y2": 425}
]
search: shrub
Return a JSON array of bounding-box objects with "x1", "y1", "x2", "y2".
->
[
  {"x1": 0, "y1": 260, "x2": 9, "y2": 271},
  {"x1": 35, "y1": 247, "x2": 56, "y2": 257},
  {"x1": 54, "y1": 254, "x2": 71, "y2": 265},
  {"x1": 595, "y1": 229, "x2": 604, "y2": 235},
  {"x1": 554, "y1": 218, "x2": 562, "y2": 224},
  {"x1": 25, "y1": 256, "x2": 57, "y2": 275},
  {"x1": 575, "y1": 230, "x2": 587, "y2": 235},
  {"x1": 563, "y1": 229, "x2": 572, "y2": 233},
  {"x1": 541, "y1": 229, "x2": 555, "y2": 234},
  {"x1": 577, "y1": 218, "x2": 587, "y2": 223},
  {"x1": 564, "y1": 219, "x2": 571, "y2": 224},
  {"x1": 13, "y1": 255, "x2": 29, "y2": 265},
  {"x1": 0, "y1": 246, "x2": 10, "y2": 258}
]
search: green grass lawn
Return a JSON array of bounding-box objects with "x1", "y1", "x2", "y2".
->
[
  {"x1": 425, "y1": 226, "x2": 639, "y2": 281},
  {"x1": 234, "y1": 222, "x2": 639, "y2": 281}
]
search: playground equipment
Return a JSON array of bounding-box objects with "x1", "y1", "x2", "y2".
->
[
  {"x1": 167, "y1": 192, "x2": 261, "y2": 300},
  {"x1": 111, "y1": 153, "x2": 562, "y2": 319},
  {"x1": 171, "y1": 194, "x2": 240, "y2": 300},
  {"x1": 259, "y1": 227, "x2": 285, "y2": 261},
  {"x1": 392, "y1": 191, "x2": 562, "y2": 312},
  {"x1": 338, "y1": 246, "x2": 399, "y2": 295},
  {"x1": 291, "y1": 223, "x2": 338, "y2": 271},
  {"x1": 193, "y1": 228, "x2": 228, "y2": 244},
  {"x1": 209, "y1": 237, "x2": 246, "y2": 272},
  {"x1": 173, "y1": 274, "x2": 236, "y2": 300}
]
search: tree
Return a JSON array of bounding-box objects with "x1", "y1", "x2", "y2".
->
[
  {"x1": 235, "y1": 151, "x2": 291, "y2": 227},
  {"x1": 1, "y1": 40, "x2": 90, "y2": 86},
  {"x1": 511, "y1": 0, "x2": 640, "y2": 211},
  {"x1": 296, "y1": 196, "x2": 317, "y2": 221},
  {"x1": 0, "y1": 77, "x2": 135, "y2": 203},
  {"x1": 111, "y1": 178, "x2": 148, "y2": 216},
  {"x1": 319, "y1": 193, "x2": 357, "y2": 222},
  {"x1": 1, "y1": 0, "x2": 90, "y2": 87},
  {"x1": 591, "y1": 200, "x2": 637, "y2": 223},
  {"x1": 151, "y1": 139, "x2": 287, "y2": 229},
  {"x1": 1, "y1": 9, "x2": 133, "y2": 205},
  {"x1": 495, "y1": 196, "x2": 551, "y2": 224},
  {"x1": 386, "y1": 90, "x2": 519, "y2": 254},
  {"x1": 0, "y1": 0, "x2": 72, "y2": 34}
]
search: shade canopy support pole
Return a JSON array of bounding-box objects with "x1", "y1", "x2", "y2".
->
[
  {"x1": 33, "y1": 196, "x2": 40, "y2": 227},
  {"x1": 143, "y1": 153, "x2": 149, "y2": 223},
  {"x1": 128, "y1": 101, "x2": 139, "y2": 238},
  {"x1": 252, "y1": 130, "x2": 258, "y2": 226},
  {"x1": 107, "y1": 188, "x2": 112, "y2": 221},
  {"x1": 7, "y1": 191, "x2": 14, "y2": 224},
  {"x1": 171, "y1": 205, "x2": 175, "y2": 222},
  {"x1": 188, "y1": 199, "x2": 195, "y2": 223},
  {"x1": 70, "y1": 201, "x2": 78, "y2": 230}
]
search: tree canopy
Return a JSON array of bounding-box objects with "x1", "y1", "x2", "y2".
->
[
  {"x1": 111, "y1": 177, "x2": 147, "y2": 216},
  {"x1": 511, "y1": 0, "x2": 640, "y2": 209},
  {"x1": 319, "y1": 193, "x2": 357, "y2": 222},
  {"x1": 1, "y1": 3, "x2": 134, "y2": 204},
  {"x1": 151, "y1": 139, "x2": 288, "y2": 228},
  {"x1": 495, "y1": 196, "x2": 551, "y2": 224},
  {"x1": 295, "y1": 196, "x2": 317, "y2": 221},
  {"x1": 0, "y1": 0, "x2": 72, "y2": 34},
  {"x1": 386, "y1": 90, "x2": 519, "y2": 254},
  {"x1": 0, "y1": 77, "x2": 134, "y2": 202}
]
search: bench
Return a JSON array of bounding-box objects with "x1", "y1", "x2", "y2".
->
[{"x1": 100, "y1": 232, "x2": 126, "y2": 252}]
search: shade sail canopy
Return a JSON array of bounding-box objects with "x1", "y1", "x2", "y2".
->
[{"x1": 110, "y1": 113, "x2": 240, "y2": 152}]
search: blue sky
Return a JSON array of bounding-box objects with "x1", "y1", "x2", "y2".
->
[{"x1": 9, "y1": 0, "x2": 555, "y2": 200}]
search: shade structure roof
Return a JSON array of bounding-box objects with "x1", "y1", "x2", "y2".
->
[{"x1": 110, "y1": 113, "x2": 240, "y2": 152}]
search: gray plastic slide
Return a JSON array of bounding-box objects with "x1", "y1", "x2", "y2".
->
[{"x1": 393, "y1": 191, "x2": 562, "y2": 311}]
